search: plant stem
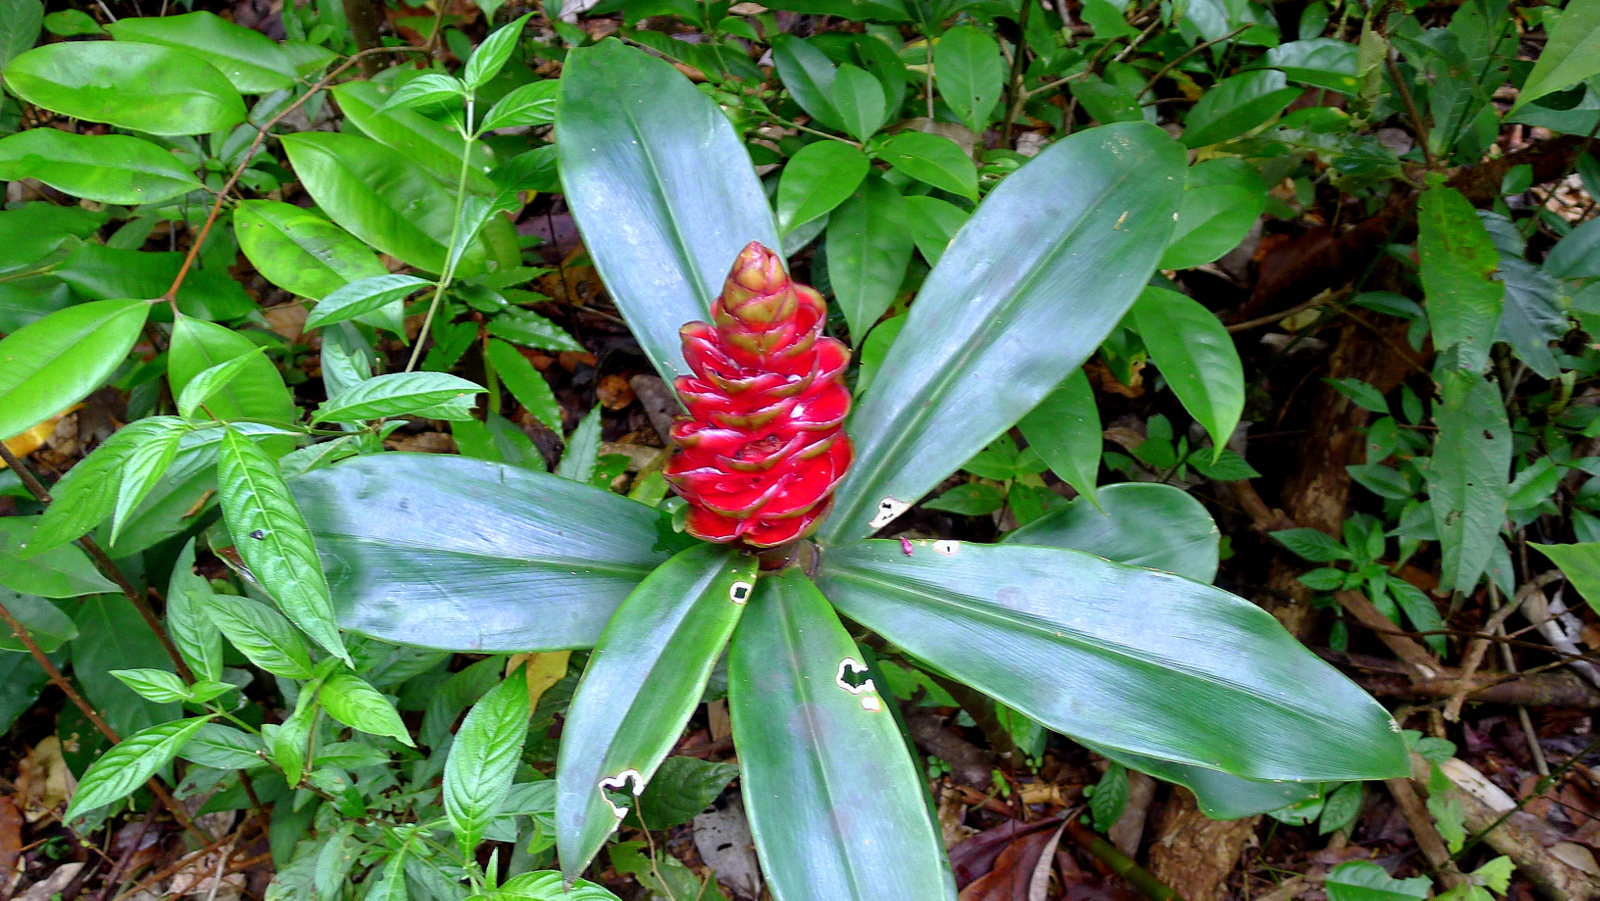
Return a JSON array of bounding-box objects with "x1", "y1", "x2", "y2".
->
[
  {"x1": 406, "y1": 100, "x2": 479, "y2": 373},
  {"x1": 0, "y1": 442, "x2": 194, "y2": 683},
  {"x1": 1386, "y1": 50, "x2": 1438, "y2": 168},
  {"x1": 1000, "y1": 0, "x2": 1034, "y2": 144}
]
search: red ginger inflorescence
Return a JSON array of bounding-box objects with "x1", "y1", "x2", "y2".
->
[{"x1": 663, "y1": 242, "x2": 853, "y2": 548}]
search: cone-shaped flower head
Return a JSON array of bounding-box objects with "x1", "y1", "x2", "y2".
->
[{"x1": 663, "y1": 242, "x2": 853, "y2": 548}]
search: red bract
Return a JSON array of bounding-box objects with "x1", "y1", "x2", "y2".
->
[{"x1": 663, "y1": 242, "x2": 854, "y2": 548}]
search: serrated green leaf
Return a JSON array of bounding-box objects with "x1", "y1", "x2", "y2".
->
[
  {"x1": 320, "y1": 672, "x2": 414, "y2": 745},
  {"x1": 486, "y1": 339, "x2": 561, "y2": 431},
  {"x1": 65, "y1": 716, "x2": 214, "y2": 818},
  {"x1": 315, "y1": 372, "x2": 483, "y2": 423},
  {"x1": 205, "y1": 592, "x2": 315, "y2": 679},
  {"x1": 445, "y1": 670, "x2": 531, "y2": 856}
]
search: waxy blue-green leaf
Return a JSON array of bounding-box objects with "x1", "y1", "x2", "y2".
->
[
  {"x1": 817, "y1": 541, "x2": 1408, "y2": 781},
  {"x1": 1006, "y1": 481, "x2": 1219, "y2": 582},
  {"x1": 1181, "y1": 70, "x2": 1301, "y2": 148},
  {"x1": 557, "y1": 544, "x2": 754, "y2": 880},
  {"x1": 1085, "y1": 740, "x2": 1318, "y2": 818},
  {"x1": 292, "y1": 454, "x2": 683, "y2": 651},
  {"x1": 216, "y1": 426, "x2": 350, "y2": 665},
  {"x1": 730, "y1": 570, "x2": 957, "y2": 901},
  {"x1": 823, "y1": 123, "x2": 1185, "y2": 543},
  {"x1": 1427, "y1": 371, "x2": 1510, "y2": 593},
  {"x1": 1133, "y1": 286, "x2": 1244, "y2": 458},
  {"x1": 0, "y1": 130, "x2": 202, "y2": 205},
  {"x1": 0, "y1": 517, "x2": 116, "y2": 598},
  {"x1": 65, "y1": 716, "x2": 214, "y2": 819},
  {"x1": 0, "y1": 298, "x2": 150, "y2": 441},
  {"x1": 556, "y1": 40, "x2": 780, "y2": 382},
  {"x1": 827, "y1": 173, "x2": 913, "y2": 340},
  {"x1": 874, "y1": 131, "x2": 979, "y2": 201},
  {"x1": 4, "y1": 42, "x2": 245, "y2": 135},
  {"x1": 776, "y1": 141, "x2": 870, "y2": 234},
  {"x1": 281, "y1": 132, "x2": 485, "y2": 276},
  {"x1": 106, "y1": 11, "x2": 295, "y2": 93},
  {"x1": 1017, "y1": 369, "x2": 1101, "y2": 507},
  {"x1": 445, "y1": 670, "x2": 531, "y2": 857},
  {"x1": 1159, "y1": 157, "x2": 1267, "y2": 270},
  {"x1": 936, "y1": 26, "x2": 1005, "y2": 134},
  {"x1": 314, "y1": 372, "x2": 483, "y2": 423}
]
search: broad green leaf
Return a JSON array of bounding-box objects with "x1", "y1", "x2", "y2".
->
[
  {"x1": 1419, "y1": 175, "x2": 1504, "y2": 374},
  {"x1": 556, "y1": 39, "x2": 780, "y2": 381},
  {"x1": 169, "y1": 314, "x2": 294, "y2": 428},
  {"x1": 320, "y1": 672, "x2": 414, "y2": 745},
  {"x1": 281, "y1": 132, "x2": 485, "y2": 276},
  {"x1": 486, "y1": 873, "x2": 621, "y2": 901},
  {"x1": 487, "y1": 339, "x2": 561, "y2": 431},
  {"x1": 0, "y1": 653, "x2": 48, "y2": 737},
  {"x1": 827, "y1": 173, "x2": 913, "y2": 339},
  {"x1": 1085, "y1": 740, "x2": 1318, "y2": 819},
  {"x1": 1181, "y1": 70, "x2": 1302, "y2": 148},
  {"x1": 1006, "y1": 482, "x2": 1219, "y2": 582},
  {"x1": 301, "y1": 273, "x2": 431, "y2": 330},
  {"x1": 817, "y1": 541, "x2": 1408, "y2": 781},
  {"x1": 55, "y1": 243, "x2": 254, "y2": 321},
  {"x1": 181, "y1": 723, "x2": 267, "y2": 770},
  {"x1": 1262, "y1": 39, "x2": 1360, "y2": 94},
  {"x1": 109, "y1": 417, "x2": 190, "y2": 542},
  {"x1": 557, "y1": 544, "x2": 755, "y2": 879},
  {"x1": 1017, "y1": 369, "x2": 1101, "y2": 507},
  {"x1": 0, "y1": 203, "x2": 104, "y2": 275},
  {"x1": 167, "y1": 538, "x2": 224, "y2": 682},
  {"x1": 331, "y1": 82, "x2": 497, "y2": 194},
  {"x1": 1427, "y1": 371, "x2": 1510, "y2": 593},
  {"x1": 73, "y1": 594, "x2": 179, "y2": 738},
  {"x1": 1324, "y1": 861, "x2": 1430, "y2": 901},
  {"x1": 65, "y1": 716, "x2": 214, "y2": 818},
  {"x1": 1496, "y1": 257, "x2": 1565, "y2": 379},
  {"x1": 0, "y1": 517, "x2": 116, "y2": 597},
  {"x1": 216, "y1": 426, "x2": 350, "y2": 664},
  {"x1": 936, "y1": 25, "x2": 1005, "y2": 134},
  {"x1": 0, "y1": 0, "x2": 42, "y2": 70},
  {"x1": 205, "y1": 592, "x2": 315, "y2": 679},
  {"x1": 4, "y1": 42, "x2": 245, "y2": 135},
  {"x1": 1159, "y1": 158, "x2": 1268, "y2": 270},
  {"x1": 901, "y1": 195, "x2": 969, "y2": 267},
  {"x1": 0, "y1": 130, "x2": 202, "y2": 204},
  {"x1": 486, "y1": 308, "x2": 584, "y2": 351},
  {"x1": 379, "y1": 72, "x2": 464, "y2": 112},
  {"x1": 109, "y1": 667, "x2": 192, "y2": 704},
  {"x1": 0, "y1": 298, "x2": 150, "y2": 441},
  {"x1": 874, "y1": 131, "x2": 978, "y2": 201},
  {"x1": 1543, "y1": 215, "x2": 1600, "y2": 279},
  {"x1": 1069, "y1": 75, "x2": 1145, "y2": 125},
  {"x1": 106, "y1": 11, "x2": 295, "y2": 93},
  {"x1": 480, "y1": 79, "x2": 559, "y2": 132},
  {"x1": 445, "y1": 671, "x2": 531, "y2": 856},
  {"x1": 179, "y1": 350, "x2": 266, "y2": 420},
  {"x1": 1532, "y1": 543, "x2": 1600, "y2": 614},
  {"x1": 772, "y1": 34, "x2": 844, "y2": 131},
  {"x1": 0, "y1": 589, "x2": 77, "y2": 653},
  {"x1": 1133, "y1": 286, "x2": 1244, "y2": 458},
  {"x1": 558, "y1": 406, "x2": 602, "y2": 482},
  {"x1": 292, "y1": 454, "x2": 682, "y2": 651},
  {"x1": 634, "y1": 757, "x2": 740, "y2": 829},
  {"x1": 234, "y1": 200, "x2": 389, "y2": 301},
  {"x1": 776, "y1": 141, "x2": 870, "y2": 234},
  {"x1": 823, "y1": 123, "x2": 1185, "y2": 543},
  {"x1": 314, "y1": 372, "x2": 483, "y2": 423},
  {"x1": 463, "y1": 13, "x2": 531, "y2": 90},
  {"x1": 729, "y1": 569, "x2": 957, "y2": 901},
  {"x1": 830, "y1": 63, "x2": 888, "y2": 141},
  {"x1": 1514, "y1": 0, "x2": 1600, "y2": 110}
]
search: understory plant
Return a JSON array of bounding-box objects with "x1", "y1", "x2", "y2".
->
[{"x1": 288, "y1": 40, "x2": 1408, "y2": 897}]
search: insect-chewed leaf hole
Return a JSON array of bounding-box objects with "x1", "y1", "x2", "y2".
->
[
  {"x1": 870, "y1": 497, "x2": 910, "y2": 529},
  {"x1": 598, "y1": 769, "x2": 644, "y2": 820},
  {"x1": 729, "y1": 580, "x2": 753, "y2": 605},
  {"x1": 932, "y1": 540, "x2": 960, "y2": 556},
  {"x1": 836, "y1": 658, "x2": 882, "y2": 711}
]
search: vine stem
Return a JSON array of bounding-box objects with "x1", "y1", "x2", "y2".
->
[
  {"x1": 0, "y1": 592, "x2": 206, "y2": 841},
  {"x1": 161, "y1": 45, "x2": 427, "y2": 308}
]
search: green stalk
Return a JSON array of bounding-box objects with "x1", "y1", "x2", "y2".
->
[{"x1": 406, "y1": 96, "x2": 479, "y2": 373}]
